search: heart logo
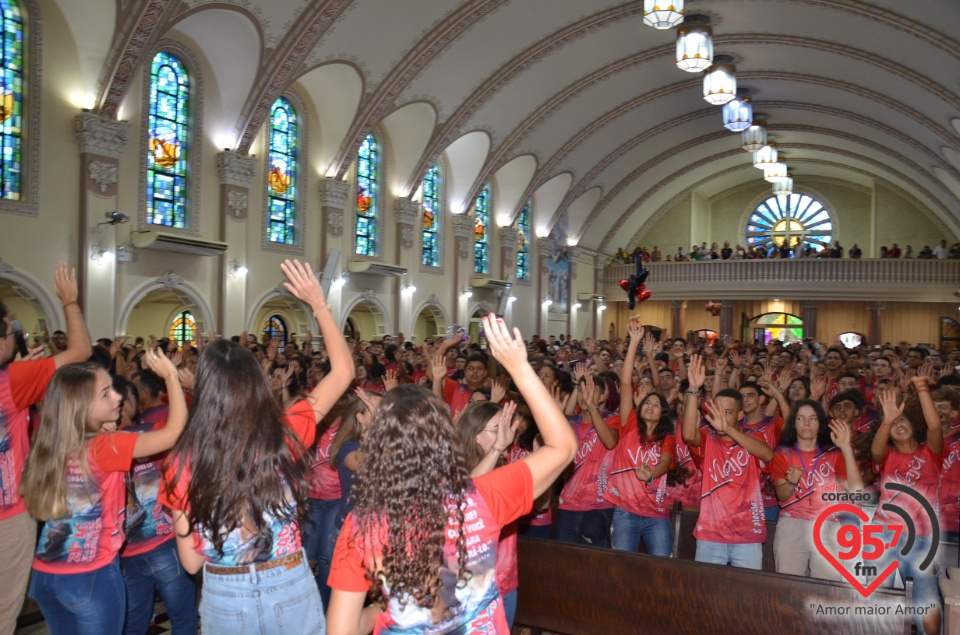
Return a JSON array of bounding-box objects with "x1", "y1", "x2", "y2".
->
[{"x1": 813, "y1": 503, "x2": 899, "y2": 597}]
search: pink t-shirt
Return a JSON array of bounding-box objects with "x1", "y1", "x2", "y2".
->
[
  {"x1": 769, "y1": 446, "x2": 848, "y2": 521},
  {"x1": 33, "y1": 432, "x2": 139, "y2": 574},
  {"x1": 742, "y1": 416, "x2": 783, "y2": 509},
  {"x1": 510, "y1": 446, "x2": 551, "y2": 527},
  {"x1": 874, "y1": 443, "x2": 943, "y2": 537},
  {"x1": 0, "y1": 358, "x2": 56, "y2": 520},
  {"x1": 604, "y1": 412, "x2": 675, "y2": 518},
  {"x1": 558, "y1": 412, "x2": 616, "y2": 511},
  {"x1": 328, "y1": 461, "x2": 533, "y2": 635},
  {"x1": 443, "y1": 378, "x2": 473, "y2": 417},
  {"x1": 669, "y1": 420, "x2": 702, "y2": 508},
  {"x1": 940, "y1": 426, "x2": 960, "y2": 534},
  {"x1": 308, "y1": 421, "x2": 342, "y2": 500},
  {"x1": 691, "y1": 427, "x2": 768, "y2": 544}
]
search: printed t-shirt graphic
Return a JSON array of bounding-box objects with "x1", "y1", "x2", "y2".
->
[
  {"x1": 669, "y1": 420, "x2": 702, "y2": 508},
  {"x1": 328, "y1": 460, "x2": 533, "y2": 635},
  {"x1": 309, "y1": 421, "x2": 342, "y2": 500},
  {"x1": 769, "y1": 446, "x2": 847, "y2": 521},
  {"x1": 873, "y1": 444, "x2": 943, "y2": 537},
  {"x1": 605, "y1": 410, "x2": 676, "y2": 518},
  {"x1": 443, "y1": 378, "x2": 473, "y2": 417},
  {"x1": 558, "y1": 411, "x2": 617, "y2": 511},
  {"x1": 122, "y1": 404, "x2": 175, "y2": 557},
  {"x1": 939, "y1": 424, "x2": 960, "y2": 534},
  {"x1": 742, "y1": 416, "x2": 783, "y2": 510}
]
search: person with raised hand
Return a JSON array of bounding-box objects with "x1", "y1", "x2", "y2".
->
[
  {"x1": 326, "y1": 313, "x2": 576, "y2": 635},
  {"x1": 158, "y1": 259, "x2": 354, "y2": 635},
  {"x1": 682, "y1": 354, "x2": 773, "y2": 570}
]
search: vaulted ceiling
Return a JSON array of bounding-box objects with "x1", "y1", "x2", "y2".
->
[{"x1": 54, "y1": 0, "x2": 960, "y2": 252}]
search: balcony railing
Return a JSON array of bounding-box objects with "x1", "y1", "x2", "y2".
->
[{"x1": 602, "y1": 259, "x2": 960, "y2": 302}]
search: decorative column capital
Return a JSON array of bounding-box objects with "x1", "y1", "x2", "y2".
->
[
  {"x1": 318, "y1": 177, "x2": 351, "y2": 208},
  {"x1": 867, "y1": 302, "x2": 885, "y2": 311},
  {"x1": 537, "y1": 237, "x2": 553, "y2": 254},
  {"x1": 75, "y1": 113, "x2": 130, "y2": 159},
  {"x1": 498, "y1": 226, "x2": 518, "y2": 251},
  {"x1": 671, "y1": 301, "x2": 688, "y2": 309},
  {"x1": 452, "y1": 213, "x2": 473, "y2": 240},
  {"x1": 800, "y1": 301, "x2": 820, "y2": 310},
  {"x1": 216, "y1": 151, "x2": 256, "y2": 187},
  {"x1": 393, "y1": 198, "x2": 420, "y2": 225}
]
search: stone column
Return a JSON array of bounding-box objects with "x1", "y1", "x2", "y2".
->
[
  {"x1": 671, "y1": 300, "x2": 688, "y2": 339},
  {"x1": 868, "y1": 302, "x2": 884, "y2": 346},
  {"x1": 720, "y1": 301, "x2": 735, "y2": 340},
  {"x1": 594, "y1": 260, "x2": 605, "y2": 341},
  {"x1": 537, "y1": 237, "x2": 553, "y2": 338},
  {"x1": 394, "y1": 199, "x2": 420, "y2": 333},
  {"x1": 74, "y1": 112, "x2": 130, "y2": 337},
  {"x1": 452, "y1": 214, "x2": 474, "y2": 323},
  {"x1": 217, "y1": 150, "x2": 256, "y2": 336},
  {"x1": 801, "y1": 301, "x2": 819, "y2": 342},
  {"x1": 498, "y1": 227, "x2": 518, "y2": 281},
  {"x1": 318, "y1": 177, "x2": 350, "y2": 259}
]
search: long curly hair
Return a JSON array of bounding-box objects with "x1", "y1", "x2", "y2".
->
[
  {"x1": 351, "y1": 385, "x2": 473, "y2": 610},
  {"x1": 163, "y1": 340, "x2": 310, "y2": 557}
]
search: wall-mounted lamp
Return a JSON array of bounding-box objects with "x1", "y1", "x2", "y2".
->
[
  {"x1": 333, "y1": 275, "x2": 347, "y2": 288},
  {"x1": 402, "y1": 283, "x2": 417, "y2": 294},
  {"x1": 572, "y1": 302, "x2": 582, "y2": 310},
  {"x1": 90, "y1": 242, "x2": 112, "y2": 263},
  {"x1": 598, "y1": 304, "x2": 607, "y2": 312},
  {"x1": 508, "y1": 296, "x2": 517, "y2": 304},
  {"x1": 460, "y1": 288, "x2": 473, "y2": 299},
  {"x1": 543, "y1": 299, "x2": 553, "y2": 307},
  {"x1": 229, "y1": 258, "x2": 248, "y2": 277}
]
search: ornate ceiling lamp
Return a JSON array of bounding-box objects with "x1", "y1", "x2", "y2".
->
[
  {"x1": 772, "y1": 174, "x2": 793, "y2": 196},
  {"x1": 722, "y1": 89, "x2": 752, "y2": 131},
  {"x1": 676, "y1": 15, "x2": 712, "y2": 72},
  {"x1": 703, "y1": 55, "x2": 736, "y2": 105},
  {"x1": 741, "y1": 121, "x2": 767, "y2": 153},
  {"x1": 753, "y1": 141, "x2": 778, "y2": 169},
  {"x1": 764, "y1": 162, "x2": 789, "y2": 183},
  {"x1": 644, "y1": 0, "x2": 684, "y2": 29}
]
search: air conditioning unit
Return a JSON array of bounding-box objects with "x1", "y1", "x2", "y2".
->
[
  {"x1": 346, "y1": 261, "x2": 407, "y2": 277},
  {"x1": 131, "y1": 231, "x2": 228, "y2": 257},
  {"x1": 471, "y1": 276, "x2": 512, "y2": 289}
]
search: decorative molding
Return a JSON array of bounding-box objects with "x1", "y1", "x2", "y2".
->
[
  {"x1": 226, "y1": 189, "x2": 249, "y2": 220},
  {"x1": 401, "y1": 226, "x2": 415, "y2": 250},
  {"x1": 75, "y1": 113, "x2": 130, "y2": 159},
  {"x1": 0, "y1": 257, "x2": 13, "y2": 274},
  {"x1": 361, "y1": 289, "x2": 376, "y2": 302},
  {"x1": 393, "y1": 198, "x2": 420, "y2": 225},
  {"x1": 498, "y1": 226, "x2": 518, "y2": 251},
  {"x1": 427, "y1": 293, "x2": 441, "y2": 307},
  {"x1": 451, "y1": 213, "x2": 474, "y2": 239},
  {"x1": 156, "y1": 270, "x2": 184, "y2": 289},
  {"x1": 88, "y1": 160, "x2": 118, "y2": 193},
  {"x1": 217, "y1": 150, "x2": 256, "y2": 187},
  {"x1": 318, "y1": 177, "x2": 350, "y2": 208},
  {"x1": 536, "y1": 237, "x2": 553, "y2": 254},
  {"x1": 327, "y1": 209, "x2": 344, "y2": 236}
]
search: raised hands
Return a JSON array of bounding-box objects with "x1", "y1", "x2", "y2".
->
[
  {"x1": 482, "y1": 314, "x2": 527, "y2": 376},
  {"x1": 829, "y1": 419, "x2": 851, "y2": 450},
  {"x1": 143, "y1": 346, "x2": 178, "y2": 383},
  {"x1": 551, "y1": 386, "x2": 571, "y2": 412},
  {"x1": 633, "y1": 381, "x2": 652, "y2": 408},
  {"x1": 490, "y1": 377, "x2": 507, "y2": 403},
  {"x1": 53, "y1": 262, "x2": 79, "y2": 305},
  {"x1": 627, "y1": 318, "x2": 644, "y2": 342},
  {"x1": 579, "y1": 377, "x2": 599, "y2": 409},
  {"x1": 572, "y1": 361, "x2": 587, "y2": 383},
  {"x1": 687, "y1": 354, "x2": 705, "y2": 390},
  {"x1": 493, "y1": 401, "x2": 519, "y2": 454},
  {"x1": 702, "y1": 398, "x2": 733, "y2": 435},
  {"x1": 383, "y1": 368, "x2": 398, "y2": 392},
  {"x1": 281, "y1": 259, "x2": 327, "y2": 313},
  {"x1": 810, "y1": 374, "x2": 828, "y2": 401},
  {"x1": 878, "y1": 387, "x2": 905, "y2": 426}
]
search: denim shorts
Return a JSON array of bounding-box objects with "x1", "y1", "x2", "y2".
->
[{"x1": 199, "y1": 550, "x2": 325, "y2": 635}]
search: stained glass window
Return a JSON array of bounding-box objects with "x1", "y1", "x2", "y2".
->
[
  {"x1": 267, "y1": 97, "x2": 297, "y2": 244},
  {"x1": 0, "y1": 1, "x2": 23, "y2": 201},
  {"x1": 147, "y1": 51, "x2": 190, "y2": 228},
  {"x1": 355, "y1": 134, "x2": 378, "y2": 256},
  {"x1": 516, "y1": 201, "x2": 530, "y2": 280},
  {"x1": 169, "y1": 311, "x2": 195, "y2": 348},
  {"x1": 753, "y1": 312, "x2": 803, "y2": 344},
  {"x1": 421, "y1": 163, "x2": 441, "y2": 267},
  {"x1": 263, "y1": 314, "x2": 287, "y2": 344},
  {"x1": 745, "y1": 194, "x2": 833, "y2": 256},
  {"x1": 474, "y1": 185, "x2": 490, "y2": 274}
]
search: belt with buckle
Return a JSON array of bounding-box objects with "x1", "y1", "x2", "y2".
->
[{"x1": 205, "y1": 550, "x2": 304, "y2": 576}]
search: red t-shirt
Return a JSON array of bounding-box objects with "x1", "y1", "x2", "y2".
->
[
  {"x1": 328, "y1": 461, "x2": 533, "y2": 635},
  {"x1": 669, "y1": 420, "x2": 702, "y2": 508},
  {"x1": 159, "y1": 399, "x2": 316, "y2": 565},
  {"x1": 308, "y1": 421, "x2": 342, "y2": 500},
  {"x1": 0, "y1": 358, "x2": 56, "y2": 520},
  {"x1": 558, "y1": 412, "x2": 617, "y2": 511},
  {"x1": 874, "y1": 443, "x2": 944, "y2": 537},
  {"x1": 121, "y1": 406, "x2": 175, "y2": 558},
  {"x1": 604, "y1": 411, "x2": 675, "y2": 518},
  {"x1": 742, "y1": 416, "x2": 784, "y2": 509},
  {"x1": 33, "y1": 432, "x2": 139, "y2": 574},
  {"x1": 443, "y1": 378, "x2": 473, "y2": 417},
  {"x1": 510, "y1": 446, "x2": 551, "y2": 527},
  {"x1": 769, "y1": 446, "x2": 848, "y2": 521},
  {"x1": 940, "y1": 425, "x2": 960, "y2": 534},
  {"x1": 691, "y1": 427, "x2": 768, "y2": 544}
]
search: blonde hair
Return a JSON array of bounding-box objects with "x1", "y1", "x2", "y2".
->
[{"x1": 21, "y1": 363, "x2": 103, "y2": 520}]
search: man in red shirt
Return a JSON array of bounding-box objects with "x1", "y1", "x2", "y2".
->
[{"x1": 0, "y1": 264, "x2": 91, "y2": 635}]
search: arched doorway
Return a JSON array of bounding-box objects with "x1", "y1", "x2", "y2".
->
[
  {"x1": 0, "y1": 277, "x2": 50, "y2": 347},
  {"x1": 747, "y1": 312, "x2": 803, "y2": 345},
  {"x1": 412, "y1": 302, "x2": 447, "y2": 344},
  {"x1": 467, "y1": 302, "x2": 492, "y2": 346},
  {"x1": 123, "y1": 288, "x2": 209, "y2": 348},
  {"x1": 342, "y1": 294, "x2": 389, "y2": 341}
]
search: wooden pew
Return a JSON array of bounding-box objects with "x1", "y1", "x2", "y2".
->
[{"x1": 516, "y1": 537, "x2": 913, "y2": 635}]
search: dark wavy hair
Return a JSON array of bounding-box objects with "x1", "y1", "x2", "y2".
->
[
  {"x1": 163, "y1": 339, "x2": 310, "y2": 557},
  {"x1": 635, "y1": 392, "x2": 674, "y2": 442},
  {"x1": 778, "y1": 399, "x2": 834, "y2": 450},
  {"x1": 351, "y1": 385, "x2": 472, "y2": 610}
]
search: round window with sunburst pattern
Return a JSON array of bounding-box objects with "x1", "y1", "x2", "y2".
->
[{"x1": 745, "y1": 194, "x2": 833, "y2": 255}]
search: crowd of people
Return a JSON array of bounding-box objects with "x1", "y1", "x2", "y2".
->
[
  {"x1": 610, "y1": 238, "x2": 960, "y2": 263},
  {"x1": 1, "y1": 263, "x2": 958, "y2": 635}
]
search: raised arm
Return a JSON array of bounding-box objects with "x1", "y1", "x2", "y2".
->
[
  {"x1": 282, "y1": 259, "x2": 354, "y2": 421},
  {"x1": 872, "y1": 388, "x2": 902, "y2": 464},
  {"x1": 51, "y1": 263, "x2": 91, "y2": 367},
  {"x1": 682, "y1": 354, "x2": 705, "y2": 446},
  {"x1": 483, "y1": 314, "x2": 577, "y2": 499},
  {"x1": 829, "y1": 419, "x2": 864, "y2": 493},
  {"x1": 912, "y1": 375, "x2": 943, "y2": 456},
  {"x1": 703, "y1": 398, "x2": 774, "y2": 462},
  {"x1": 131, "y1": 348, "x2": 187, "y2": 458},
  {"x1": 580, "y1": 377, "x2": 618, "y2": 449},
  {"x1": 620, "y1": 320, "x2": 643, "y2": 426},
  {"x1": 470, "y1": 401, "x2": 518, "y2": 477}
]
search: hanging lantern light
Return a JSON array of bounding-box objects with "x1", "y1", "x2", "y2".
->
[
  {"x1": 753, "y1": 141, "x2": 778, "y2": 169},
  {"x1": 722, "y1": 89, "x2": 752, "y2": 131},
  {"x1": 644, "y1": 0, "x2": 684, "y2": 29},
  {"x1": 764, "y1": 162, "x2": 789, "y2": 183},
  {"x1": 741, "y1": 121, "x2": 768, "y2": 153},
  {"x1": 675, "y1": 16, "x2": 713, "y2": 72},
  {"x1": 703, "y1": 55, "x2": 736, "y2": 105},
  {"x1": 772, "y1": 174, "x2": 793, "y2": 196}
]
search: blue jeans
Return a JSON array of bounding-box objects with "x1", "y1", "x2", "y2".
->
[
  {"x1": 610, "y1": 507, "x2": 673, "y2": 556},
  {"x1": 121, "y1": 541, "x2": 197, "y2": 635},
  {"x1": 502, "y1": 588, "x2": 517, "y2": 629},
  {"x1": 695, "y1": 540, "x2": 763, "y2": 570},
  {"x1": 198, "y1": 550, "x2": 324, "y2": 635},
  {"x1": 29, "y1": 557, "x2": 126, "y2": 635},
  {"x1": 554, "y1": 508, "x2": 613, "y2": 548},
  {"x1": 519, "y1": 523, "x2": 552, "y2": 539},
  {"x1": 302, "y1": 497, "x2": 342, "y2": 609},
  {"x1": 764, "y1": 505, "x2": 780, "y2": 522}
]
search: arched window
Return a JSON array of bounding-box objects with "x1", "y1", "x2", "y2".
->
[
  {"x1": 474, "y1": 185, "x2": 490, "y2": 274},
  {"x1": 751, "y1": 312, "x2": 803, "y2": 344},
  {"x1": 516, "y1": 201, "x2": 530, "y2": 281},
  {"x1": 745, "y1": 193, "x2": 833, "y2": 256},
  {"x1": 147, "y1": 51, "x2": 190, "y2": 229},
  {"x1": 0, "y1": 1, "x2": 24, "y2": 201},
  {"x1": 355, "y1": 134, "x2": 378, "y2": 256},
  {"x1": 267, "y1": 97, "x2": 298, "y2": 245},
  {"x1": 169, "y1": 310, "x2": 196, "y2": 348},
  {"x1": 421, "y1": 163, "x2": 441, "y2": 267},
  {"x1": 262, "y1": 314, "x2": 287, "y2": 344}
]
